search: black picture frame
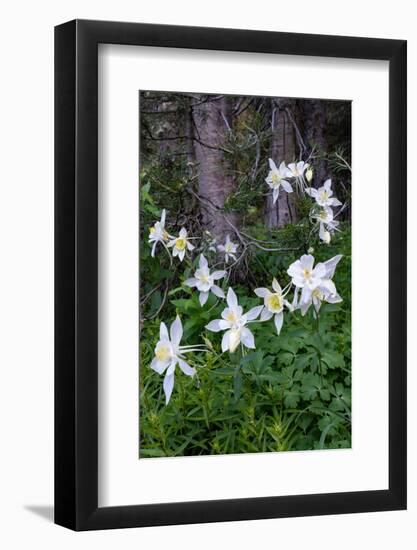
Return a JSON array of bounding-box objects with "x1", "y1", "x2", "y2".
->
[{"x1": 55, "y1": 19, "x2": 407, "y2": 531}]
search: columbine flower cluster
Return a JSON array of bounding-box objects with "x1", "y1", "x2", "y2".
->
[
  {"x1": 148, "y1": 210, "x2": 239, "y2": 264},
  {"x1": 265, "y1": 159, "x2": 344, "y2": 243},
  {"x1": 306, "y1": 179, "x2": 342, "y2": 243},
  {"x1": 148, "y1": 165, "x2": 344, "y2": 405},
  {"x1": 265, "y1": 158, "x2": 311, "y2": 203},
  {"x1": 149, "y1": 238, "x2": 342, "y2": 403}
]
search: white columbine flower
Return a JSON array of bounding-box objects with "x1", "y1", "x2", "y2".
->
[
  {"x1": 305, "y1": 179, "x2": 342, "y2": 208},
  {"x1": 205, "y1": 288, "x2": 263, "y2": 353},
  {"x1": 287, "y1": 253, "x2": 327, "y2": 305},
  {"x1": 254, "y1": 278, "x2": 291, "y2": 335},
  {"x1": 265, "y1": 158, "x2": 293, "y2": 204},
  {"x1": 295, "y1": 255, "x2": 343, "y2": 316},
  {"x1": 313, "y1": 206, "x2": 339, "y2": 243},
  {"x1": 151, "y1": 316, "x2": 205, "y2": 404},
  {"x1": 148, "y1": 209, "x2": 169, "y2": 257},
  {"x1": 167, "y1": 227, "x2": 195, "y2": 261},
  {"x1": 287, "y1": 160, "x2": 310, "y2": 179},
  {"x1": 218, "y1": 235, "x2": 238, "y2": 263},
  {"x1": 184, "y1": 254, "x2": 226, "y2": 306}
]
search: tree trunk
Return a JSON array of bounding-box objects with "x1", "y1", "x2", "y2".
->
[
  {"x1": 302, "y1": 99, "x2": 328, "y2": 186},
  {"x1": 192, "y1": 96, "x2": 238, "y2": 243},
  {"x1": 266, "y1": 98, "x2": 298, "y2": 228}
]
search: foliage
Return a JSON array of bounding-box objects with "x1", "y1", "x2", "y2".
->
[
  {"x1": 140, "y1": 222, "x2": 351, "y2": 457},
  {"x1": 139, "y1": 91, "x2": 351, "y2": 457}
]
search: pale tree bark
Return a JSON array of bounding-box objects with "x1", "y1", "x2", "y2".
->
[
  {"x1": 266, "y1": 98, "x2": 298, "y2": 228},
  {"x1": 302, "y1": 99, "x2": 328, "y2": 186},
  {"x1": 192, "y1": 96, "x2": 238, "y2": 243}
]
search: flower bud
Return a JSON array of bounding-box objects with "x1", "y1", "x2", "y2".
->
[
  {"x1": 306, "y1": 167, "x2": 313, "y2": 183},
  {"x1": 323, "y1": 230, "x2": 331, "y2": 244}
]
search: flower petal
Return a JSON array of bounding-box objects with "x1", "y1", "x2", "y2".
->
[
  {"x1": 281, "y1": 180, "x2": 293, "y2": 193},
  {"x1": 163, "y1": 372, "x2": 175, "y2": 405},
  {"x1": 221, "y1": 330, "x2": 231, "y2": 352},
  {"x1": 268, "y1": 158, "x2": 278, "y2": 171},
  {"x1": 320, "y1": 279, "x2": 337, "y2": 295},
  {"x1": 254, "y1": 287, "x2": 270, "y2": 298},
  {"x1": 212, "y1": 270, "x2": 226, "y2": 280},
  {"x1": 151, "y1": 357, "x2": 169, "y2": 374},
  {"x1": 160, "y1": 209, "x2": 166, "y2": 226},
  {"x1": 272, "y1": 188, "x2": 279, "y2": 204},
  {"x1": 305, "y1": 187, "x2": 318, "y2": 198},
  {"x1": 205, "y1": 319, "x2": 223, "y2": 332},
  {"x1": 287, "y1": 259, "x2": 302, "y2": 278},
  {"x1": 160, "y1": 322, "x2": 169, "y2": 341},
  {"x1": 184, "y1": 277, "x2": 197, "y2": 287},
  {"x1": 301, "y1": 286, "x2": 312, "y2": 304},
  {"x1": 313, "y1": 262, "x2": 327, "y2": 279},
  {"x1": 240, "y1": 327, "x2": 255, "y2": 349},
  {"x1": 326, "y1": 292, "x2": 343, "y2": 304},
  {"x1": 177, "y1": 358, "x2": 196, "y2": 376},
  {"x1": 300, "y1": 254, "x2": 315, "y2": 270},
  {"x1": 199, "y1": 291, "x2": 209, "y2": 306},
  {"x1": 324, "y1": 179, "x2": 332, "y2": 190},
  {"x1": 323, "y1": 254, "x2": 343, "y2": 279},
  {"x1": 211, "y1": 285, "x2": 225, "y2": 298},
  {"x1": 246, "y1": 305, "x2": 263, "y2": 320},
  {"x1": 199, "y1": 254, "x2": 208, "y2": 269},
  {"x1": 274, "y1": 312, "x2": 284, "y2": 335},
  {"x1": 330, "y1": 197, "x2": 342, "y2": 206},
  {"x1": 300, "y1": 300, "x2": 311, "y2": 316},
  {"x1": 170, "y1": 316, "x2": 183, "y2": 347},
  {"x1": 227, "y1": 287, "x2": 238, "y2": 308},
  {"x1": 272, "y1": 278, "x2": 282, "y2": 293},
  {"x1": 229, "y1": 329, "x2": 242, "y2": 352},
  {"x1": 279, "y1": 161, "x2": 287, "y2": 173},
  {"x1": 260, "y1": 308, "x2": 274, "y2": 321}
]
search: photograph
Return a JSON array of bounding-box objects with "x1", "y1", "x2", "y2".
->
[{"x1": 139, "y1": 90, "x2": 352, "y2": 458}]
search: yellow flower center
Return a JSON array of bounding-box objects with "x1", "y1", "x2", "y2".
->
[
  {"x1": 155, "y1": 344, "x2": 171, "y2": 361},
  {"x1": 271, "y1": 173, "x2": 281, "y2": 185},
  {"x1": 303, "y1": 268, "x2": 312, "y2": 280},
  {"x1": 266, "y1": 293, "x2": 283, "y2": 312},
  {"x1": 312, "y1": 288, "x2": 324, "y2": 300},
  {"x1": 162, "y1": 230, "x2": 169, "y2": 241},
  {"x1": 150, "y1": 226, "x2": 156, "y2": 234},
  {"x1": 226, "y1": 311, "x2": 238, "y2": 323},
  {"x1": 225, "y1": 243, "x2": 234, "y2": 252},
  {"x1": 175, "y1": 237, "x2": 187, "y2": 251},
  {"x1": 319, "y1": 210, "x2": 328, "y2": 221},
  {"x1": 319, "y1": 190, "x2": 329, "y2": 202}
]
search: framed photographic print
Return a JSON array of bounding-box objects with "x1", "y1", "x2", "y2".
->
[{"x1": 55, "y1": 19, "x2": 407, "y2": 530}]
